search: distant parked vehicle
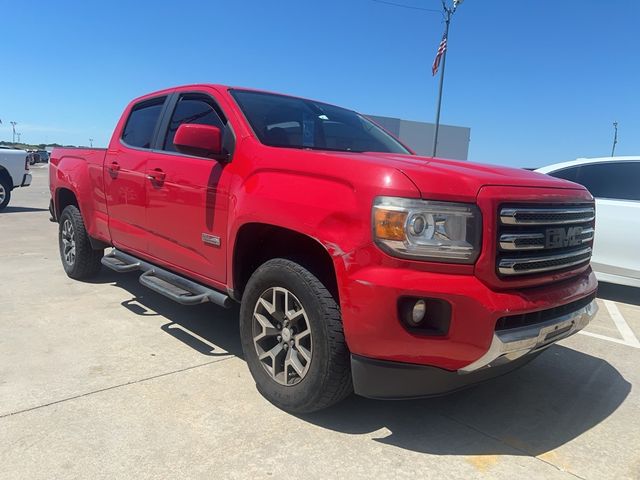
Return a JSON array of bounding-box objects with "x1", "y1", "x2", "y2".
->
[
  {"x1": 0, "y1": 147, "x2": 32, "y2": 210},
  {"x1": 26, "y1": 150, "x2": 50, "y2": 165},
  {"x1": 36, "y1": 150, "x2": 50, "y2": 163},
  {"x1": 536, "y1": 157, "x2": 640, "y2": 288}
]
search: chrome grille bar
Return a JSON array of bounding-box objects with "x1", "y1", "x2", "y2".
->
[
  {"x1": 499, "y1": 233, "x2": 545, "y2": 251},
  {"x1": 498, "y1": 247, "x2": 592, "y2": 275},
  {"x1": 500, "y1": 207, "x2": 595, "y2": 225},
  {"x1": 499, "y1": 227, "x2": 594, "y2": 251}
]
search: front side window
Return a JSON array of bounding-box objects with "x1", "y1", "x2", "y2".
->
[
  {"x1": 163, "y1": 94, "x2": 226, "y2": 153},
  {"x1": 576, "y1": 162, "x2": 640, "y2": 201},
  {"x1": 230, "y1": 89, "x2": 410, "y2": 154},
  {"x1": 121, "y1": 97, "x2": 165, "y2": 149},
  {"x1": 549, "y1": 166, "x2": 579, "y2": 183},
  {"x1": 550, "y1": 162, "x2": 640, "y2": 201}
]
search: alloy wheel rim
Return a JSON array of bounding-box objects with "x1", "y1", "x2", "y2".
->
[
  {"x1": 0, "y1": 184, "x2": 5, "y2": 204},
  {"x1": 61, "y1": 219, "x2": 76, "y2": 265},
  {"x1": 252, "y1": 287, "x2": 312, "y2": 386}
]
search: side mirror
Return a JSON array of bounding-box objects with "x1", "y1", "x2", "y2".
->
[{"x1": 174, "y1": 124, "x2": 222, "y2": 158}]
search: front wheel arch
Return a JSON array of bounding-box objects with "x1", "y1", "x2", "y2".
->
[{"x1": 232, "y1": 223, "x2": 340, "y2": 303}]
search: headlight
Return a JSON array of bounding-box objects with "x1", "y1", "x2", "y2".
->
[{"x1": 373, "y1": 196, "x2": 482, "y2": 263}]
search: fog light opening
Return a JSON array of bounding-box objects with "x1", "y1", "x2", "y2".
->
[{"x1": 398, "y1": 297, "x2": 451, "y2": 336}]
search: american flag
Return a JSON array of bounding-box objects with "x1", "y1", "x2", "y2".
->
[{"x1": 432, "y1": 34, "x2": 447, "y2": 76}]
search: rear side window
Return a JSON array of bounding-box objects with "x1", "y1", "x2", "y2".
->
[
  {"x1": 163, "y1": 94, "x2": 225, "y2": 153},
  {"x1": 550, "y1": 162, "x2": 640, "y2": 201},
  {"x1": 121, "y1": 97, "x2": 165, "y2": 149}
]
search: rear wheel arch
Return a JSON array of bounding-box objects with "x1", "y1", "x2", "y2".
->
[
  {"x1": 56, "y1": 187, "x2": 79, "y2": 217},
  {"x1": 0, "y1": 167, "x2": 13, "y2": 190},
  {"x1": 232, "y1": 223, "x2": 340, "y2": 303}
]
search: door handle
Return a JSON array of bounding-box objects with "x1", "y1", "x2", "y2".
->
[
  {"x1": 108, "y1": 161, "x2": 120, "y2": 177},
  {"x1": 146, "y1": 169, "x2": 166, "y2": 183}
]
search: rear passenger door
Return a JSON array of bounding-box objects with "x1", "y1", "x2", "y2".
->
[
  {"x1": 104, "y1": 96, "x2": 166, "y2": 254},
  {"x1": 144, "y1": 90, "x2": 232, "y2": 285}
]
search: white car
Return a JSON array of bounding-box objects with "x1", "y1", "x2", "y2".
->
[
  {"x1": 0, "y1": 147, "x2": 32, "y2": 210},
  {"x1": 536, "y1": 156, "x2": 640, "y2": 288}
]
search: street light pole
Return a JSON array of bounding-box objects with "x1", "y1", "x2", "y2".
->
[
  {"x1": 431, "y1": 0, "x2": 462, "y2": 157},
  {"x1": 611, "y1": 121, "x2": 618, "y2": 157},
  {"x1": 10, "y1": 121, "x2": 17, "y2": 144},
  {"x1": 89, "y1": 138, "x2": 94, "y2": 148}
]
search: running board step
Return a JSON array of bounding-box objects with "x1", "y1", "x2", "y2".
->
[
  {"x1": 101, "y1": 249, "x2": 232, "y2": 308},
  {"x1": 101, "y1": 254, "x2": 141, "y2": 273}
]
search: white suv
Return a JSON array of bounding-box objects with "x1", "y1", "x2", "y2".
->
[
  {"x1": 0, "y1": 147, "x2": 32, "y2": 210},
  {"x1": 536, "y1": 157, "x2": 640, "y2": 288}
]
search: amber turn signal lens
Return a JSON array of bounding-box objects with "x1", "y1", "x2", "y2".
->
[{"x1": 374, "y1": 208, "x2": 407, "y2": 241}]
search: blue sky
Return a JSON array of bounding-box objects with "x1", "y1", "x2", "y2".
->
[{"x1": 0, "y1": 0, "x2": 638, "y2": 167}]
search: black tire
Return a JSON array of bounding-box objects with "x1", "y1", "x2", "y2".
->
[
  {"x1": 58, "y1": 205, "x2": 103, "y2": 279},
  {"x1": 240, "y1": 258, "x2": 352, "y2": 413},
  {"x1": 0, "y1": 177, "x2": 11, "y2": 211}
]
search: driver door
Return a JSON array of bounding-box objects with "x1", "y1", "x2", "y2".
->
[{"x1": 145, "y1": 90, "x2": 231, "y2": 285}]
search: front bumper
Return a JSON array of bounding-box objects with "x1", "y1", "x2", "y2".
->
[
  {"x1": 21, "y1": 173, "x2": 32, "y2": 187},
  {"x1": 460, "y1": 299, "x2": 597, "y2": 372},
  {"x1": 341, "y1": 261, "x2": 597, "y2": 370},
  {"x1": 352, "y1": 298, "x2": 597, "y2": 399},
  {"x1": 352, "y1": 352, "x2": 541, "y2": 399}
]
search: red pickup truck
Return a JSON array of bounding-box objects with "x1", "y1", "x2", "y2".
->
[{"x1": 50, "y1": 84, "x2": 598, "y2": 412}]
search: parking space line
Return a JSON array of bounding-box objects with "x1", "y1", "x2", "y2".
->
[
  {"x1": 578, "y1": 300, "x2": 640, "y2": 349},
  {"x1": 604, "y1": 299, "x2": 640, "y2": 348},
  {"x1": 579, "y1": 330, "x2": 635, "y2": 346}
]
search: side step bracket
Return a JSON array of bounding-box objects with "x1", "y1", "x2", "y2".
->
[{"x1": 101, "y1": 249, "x2": 232, "y2": 308}]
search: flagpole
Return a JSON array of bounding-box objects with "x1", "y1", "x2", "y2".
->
[{"x1": 431, "y1": 8, "x2": 452, "y2": 157}]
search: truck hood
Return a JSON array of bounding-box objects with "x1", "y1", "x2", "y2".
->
[{"x1": 322, "y1": 151, "x2": 587, "y2": 201}]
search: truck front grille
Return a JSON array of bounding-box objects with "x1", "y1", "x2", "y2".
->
[{"x1": 497, "y1": 204, "x2": 595, "y2": 276}]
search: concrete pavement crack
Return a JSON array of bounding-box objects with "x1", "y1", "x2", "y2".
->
[
  {"x1": 0, "y1": 356, "x2": 235, "y2": 419},
  {"x1": 440, "y1": 412, "x2": 587, "y2": 480}
]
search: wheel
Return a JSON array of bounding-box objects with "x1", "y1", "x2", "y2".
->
[
  {"x1": 58, "y1": 205, "x2": 103, "y2": 279},
  {"x1": 0, "y1": 177, "x2": 11, "y2": 211},
  {"x1": 240, "y1": 258, "x2": 352, "y2": 413}
]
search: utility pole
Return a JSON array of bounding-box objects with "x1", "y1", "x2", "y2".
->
[
  {"x1": 611, "y1": 121, "x2": 618, "y2": 157},
  {"x1": 10, "y1": 121, "x2": 17, "y2": 144},
  {"x1": 89, "y1": 138, "x2": 94, "y2": 148},
  {"x1": 432, "y1": 0, "x2": 463, "y2": 157}
]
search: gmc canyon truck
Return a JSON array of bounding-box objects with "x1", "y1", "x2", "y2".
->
[
  {"x1": 50, "y1": 85, "x2": 598, "y2": 412},
  {"x1": 0, "y1": 146, "x2": 32, "y2": 210}
]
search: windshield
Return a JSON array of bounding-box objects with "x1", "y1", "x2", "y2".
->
[{"x1": 230, "y1": 89, "x2": 411, "y2": 154}]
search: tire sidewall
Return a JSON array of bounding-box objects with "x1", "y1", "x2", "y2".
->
[
  {"x1": 58, "y1": 207, "x2": 79, "y2": 275},
  {"x1": 240, "y1": 260, "x2": 334, "y2": 412},
  {"x1": 0, "y1": 178, "x2": 10, "y2": 210}
]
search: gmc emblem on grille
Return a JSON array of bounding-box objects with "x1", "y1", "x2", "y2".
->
[{"x1": 545, "y1": 226, "x2": 583, "y2": 248}]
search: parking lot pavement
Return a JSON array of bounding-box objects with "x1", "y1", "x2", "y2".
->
[{"x1": 1, "y1": 167, "x2": 639, "y2": 479}]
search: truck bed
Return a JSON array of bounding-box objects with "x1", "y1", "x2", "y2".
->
[{"x1": 50, "y1": 147, "x2": 107, "y2": 166}]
